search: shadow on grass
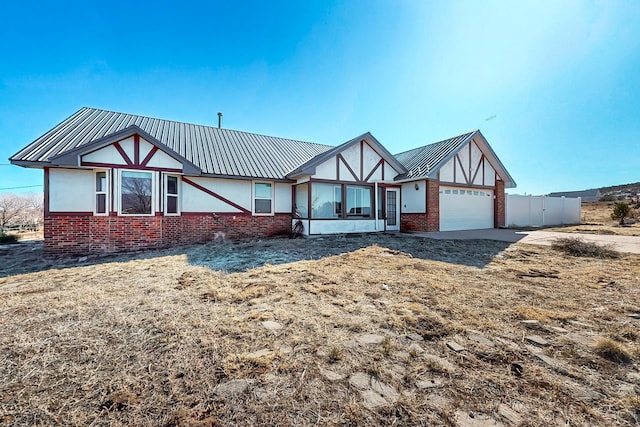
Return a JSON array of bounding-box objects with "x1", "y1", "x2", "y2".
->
[{"x1": 0, "y1": 233, "x2": 513, "y2": 278}]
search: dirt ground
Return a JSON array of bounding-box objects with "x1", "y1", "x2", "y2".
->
[
  {"x1": 1, "y1": 233, "x2": 639, "y2": 426},
  {"x1": 545, "y1": 201, "x2": 640, "y2": 237}
]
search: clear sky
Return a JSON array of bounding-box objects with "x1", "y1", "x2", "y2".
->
[{"x1": 1, "y1": 0, "x2": 639, "y2": 195}]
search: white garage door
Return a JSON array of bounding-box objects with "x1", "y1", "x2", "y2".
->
[{"x1": 439, "y1": 187, "x2": 494, "y2": 231}]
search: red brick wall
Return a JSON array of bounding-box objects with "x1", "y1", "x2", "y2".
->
[
  {"x1": 44, "y1": 213, "x2": 292, "y2": 255},
  {"x1": 494, "y1": 180, "x2": 506, "y2": 228},
  {"x1": 400, "y1": 179, "x2": 440, "y2": 232}
]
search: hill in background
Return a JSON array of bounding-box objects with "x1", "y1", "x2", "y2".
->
[{"x1": 549, "y1": 181, "x2": 640, "y2": 202}]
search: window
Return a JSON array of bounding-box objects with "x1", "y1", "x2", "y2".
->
[
  {"x1": 377, "y1": 186, "x2": 384, "y2": 219},
  {"x1": 346, "y1": 185, "x2": 372, "y2": 217},
  {"x1": 120, "y1": 170, "x2": 153, "y2": 215},
  {"x1": 254, "y1": 182, "x2": 272, "y2": 214},
  {"x1": 165, "y1": 175, "x2": 179, "y2": 215},
  {"x1": 311, "y1": 183, "x2": 341, "y2": 219},
  {"x1": 95, "y1": 171, "x2": 108, "y2": 215}
]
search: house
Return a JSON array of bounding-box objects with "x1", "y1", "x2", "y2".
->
[{"x1": 10, "y1": 107, "x2": 516, "y2": 254}]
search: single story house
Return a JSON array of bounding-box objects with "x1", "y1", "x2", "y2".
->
[{"x1": 10, "y1": 107, "x2": 516, "y2": 254}]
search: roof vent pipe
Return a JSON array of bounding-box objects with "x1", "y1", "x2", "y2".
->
[{"x1": 217, "y1": 112, "x2": 222, "y2": 129}]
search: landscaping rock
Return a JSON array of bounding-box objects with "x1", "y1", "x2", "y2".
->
[
  {"x1": 406, "y1": 333, "x2": 424, "y2": 341},
  {"x1": 360, "y1": 390, "x2": 389, "y2": 409},
  {"x1": 319, "y1": 367, "x2": 345, "y2": 382},
  {"x1": 349, "y1": 372, "x2": 372, "y2": 390},
  {"x1": 467, "y1": 332, "x2": 494, "y2": 347},
  {"x1": 357, "y1": 333, "x2": 385, "y2": 345},
  {"x1": 214, "y1": 379, "x2": 251, "y2": 397},
  {"x1": 408, "y1": 342, "x2": 425, "y2": 355}
]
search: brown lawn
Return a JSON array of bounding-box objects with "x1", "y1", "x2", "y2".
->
[
  {"x1": 546, "y1": 201, "x2": 640, "y2": 236},
  {"x1": 0, "y1": 234, "x2": 639, "y2": 426}
]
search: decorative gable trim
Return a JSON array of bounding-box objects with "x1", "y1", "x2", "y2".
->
[{"x1": 49, "y1": 125, "x2": 201, "y2": 175}]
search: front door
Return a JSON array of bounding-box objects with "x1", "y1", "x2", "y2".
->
[{"x1": 385, "y1": 189, "x2": 400, "y2": 231}]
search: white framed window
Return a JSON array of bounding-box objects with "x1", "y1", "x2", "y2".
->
[
  {"x1": 346, "y1": 185, "x2": 372, "y2": 217},
  {"x1": 95, "y1": 170, "x2": 109, "y2": 215},
  {"x1": 165, "y1": 174, "x2": 180, "y2": 215},
  {"x1": 119, "y1": 169, "x2": 155, "y2": 216},
  {"x1": 253, "y1": 182, "x2": 273, "y2": 215}
]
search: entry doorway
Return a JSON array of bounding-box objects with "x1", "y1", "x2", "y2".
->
[{"x1": 385, "y1": 188, "x2": 400, "y2": 231}]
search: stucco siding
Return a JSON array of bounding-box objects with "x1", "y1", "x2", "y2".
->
[
  {"x1": 49, "y1": 168, "x2": 94, "y2": 212},
  {"x1": 401, "y1": 180, "x2": 426, "y2": 213}
]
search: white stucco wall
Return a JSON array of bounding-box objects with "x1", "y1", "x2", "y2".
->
[
  {"x1": 400, "y1": 180, "x2": 426, "y2": 213},
  {"x1": 145, "y1": 148, "x2": 182, "y2": 169},
  {"x1": 182, "y1": 177, "x2": 250, "y2": 212},
  {"x1": 49, "y1": 168, "x2": 94, "y2": 212},
  {"x1": 82, "y1": 144, "x2": 128, "y2": 165},
  {"x1": 274, "y1": 182, "x2": 292, "y2": 213}
]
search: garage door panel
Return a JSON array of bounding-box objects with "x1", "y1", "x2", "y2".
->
[{"x1": 439, "y1": 187, "x2": 493, "y2": 231}]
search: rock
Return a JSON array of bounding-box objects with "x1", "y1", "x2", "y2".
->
[
  {"x1": 520, "y1": 320, "x2": 539, "y2": 327},
  {"x1": 497, "y1": 404, "x2": 523, "y2": 425},
  {"x1": 357, "y1": 333, "x2": 385, "y2": 345},
  {"x1": 408, "y1": 343, "x2": 425, "y2": 355},
  {"x1": 628, "y1": 313, "x2": 640, "y2": 319},
  {"x1": 525, "y1": 335, "x2": 549, "y2": 347},
  {"x1": 565, "y1": 333, "x2": 594, "y2": 347},
  {"x1": 467, "y1": 332, "x2": 494, "y2": 347},
  {"x1": 319, "y1": 367, "x2": 345, "y2": 382},
  {"x1": 446, "y1": 341, "x2": 465, "y2": 352},
  {"x1": 214, "y1": 379, "x2": 251, "y2": 397},
  {"x1": 568, "y1": 320, "x2": 593, "y2": 329},
  {"x1": 278, "y1": 346, "x2": 293, "y2": 355},
  {"x1": 361, "y1": 390, "x2": 389, "y2": 409},
  {"x1": 78, "y1": 256, "x2": 88, "y2": 262},
  {"x1": 246, "y1": 348, "x2": 272, "y2": 359},
  {"x1": 261, "y1": 320, "x2": 283, "y2": 332},
  {"x1": 406, "y1": 333, "x2": 424, "y2": 341},
  {"x1": 548, "y1": 326, "x2": 569, "y2": 334},
  {"x1": 370, "y1": 378, "x2": 399, "y2": 402},
  {"x1": 416, "y1": 378, "x2": 443, "y2": 389},
  {"x1": 455, "y1": 410, "x2": 504, "y2": 427},
  {"x1": 349, "y1": 372, "x2": 372, "y2": 390},
  {"x1": 531, "y1": 351, "x2": 569, "y2": 375}
]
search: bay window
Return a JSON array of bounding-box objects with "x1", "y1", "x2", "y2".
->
[
  {"x1": 311, "y1": 183, "x2": 342, "y2": 219},
  {"x1": 346, "y1": 185, "x2": 372, "y2": 217}
]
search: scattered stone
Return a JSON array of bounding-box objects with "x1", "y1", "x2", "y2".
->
[
  {"x1": 493, "y1": 337, "x2": 521, "y2": 351},
  {"x1": 394, "y1": 351, "x2": 411, "y2": 362},
  {"x1": 214, "y1": 379, "x2": 251, "y2": 397},
  {"x1": 246, "y1": 348, "x2": 272, "y2": 359},
  {"x1": 370, "y1": 378, "x2": 399, "y2": 402},
  {"x1": 319, "y1": 367, "x2": 345, "y2": 382},
  {"x1": 548, "y1": 326, "x2": 569, "y2": 334},
  {"x1": 78, "y1": 256, "x2": 88, "y2": 262},
  {"x1": 525, "y1": 335, "x2": 549, "y2": 347},
  {"x1": 381, "y1": 283, "x2": 390, "y2": 291},
  {"x1": 568, "y1": 320, "x2": 593, "y2": 329},
  {"x1": 406, "y1": 333, "x2": 424, "y2": 341},
  {"x1": 531, "y1": 352, "x2": 569, "y2": 375},
  {"x1": 361, "y1": 390, "x2": 389, "y2": 409},
  {"x1": 467, "y1": 332, "x2": 494, "y2": 347},
  {"x1": 628, "y1": 313, "x2": 640, "y2": 319},
  {"x1": 455, "y1": 410, "x2": 504, "y2": 427},
  {"x1": 357, "y1": 333, "x2": 384, "y2": 346},
  {"x1": 447, "y1": 341, "x2": 466, "y2": 352},
  {"x1": 568, "y1": 383, "x2": 605, "y2": 402},
  {"x1": 497, "y1": 404, "x2": 523, "y2": 425},
  {"x1": 278, "y1": 346, "x2": 293, "y2": 355},
  {"x1": 408, "y1": 343, "x2": 425, "y2": 355},
  {"x1": 416, "y1": 378, "x2": 443, "y2": 389},
  {"x1": 349, "y1": 372, "x2": 372, "y2": 390},
  {"x1": 261, "y1": 320, "x2": 282, "y2": 332},
  {"x1": 520, "y1": 320, "x2": 539, "y2": 327}
]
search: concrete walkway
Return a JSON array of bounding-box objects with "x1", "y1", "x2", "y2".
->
[{"x1": 411, "y1": 229, "x2": 640, "y2": 254}]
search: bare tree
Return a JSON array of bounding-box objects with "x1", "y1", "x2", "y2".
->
[{"x1": 0, "y1": 194, "x2": 29, "y2": 233}]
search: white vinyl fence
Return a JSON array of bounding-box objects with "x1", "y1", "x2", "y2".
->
[{"x1": 506, "y1": 195, "x2": 581, "y2": 227}]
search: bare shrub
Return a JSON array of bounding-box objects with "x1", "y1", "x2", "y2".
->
[
  {"x1": 593, "y1": 338, "x2": 633, "y2": 363},
  {"x1": 552, "y1": 237, "x2": 619, "y2": 259}
]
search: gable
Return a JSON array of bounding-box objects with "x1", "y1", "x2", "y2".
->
[
  {"x1": 288, "y1": 133, "x2": 406, "y2": 182},
  {"x1": 439, "y1": 138, "x2": 497, "y2": 187}
]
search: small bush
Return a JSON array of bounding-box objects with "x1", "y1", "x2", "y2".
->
[
  {"x1": 611, "y1": 202, "x2": 631, "y2": 225},
  {"x1": 551, "y1": 237, "x2": 619, "y2": 259},
  {"x1": 0, "y1": 233, "x2": 18, "y2": 244},
  {"x1": 593, "y1": 338, "x2": 633, "y2": 363}
]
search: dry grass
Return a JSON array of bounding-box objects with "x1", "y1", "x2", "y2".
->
[
  {"x1": 547, "y1": 201, "x2": 640, "y2": 236},
  {"x1": 551, "y1": 237, "x2": 619, "y2": 258},
  {"x1": 1, "y1": 235, "x2": 639, "y2": 426}
]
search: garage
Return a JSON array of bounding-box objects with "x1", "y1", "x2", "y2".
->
[{"x1": 439, "y1": 187, "x2": 494, "y2": 231}]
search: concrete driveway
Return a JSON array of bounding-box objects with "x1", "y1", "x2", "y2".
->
[{"x1": 412, "y1": 229, "x2": 640, "y2": 254}]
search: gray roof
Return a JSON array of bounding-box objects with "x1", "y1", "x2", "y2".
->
[
  {"x1": 10, "y1": 107, "x2": 333, "y2": 180},
  {"x1": 394, "y1": 131, "x2": 475, "y2": 179}
]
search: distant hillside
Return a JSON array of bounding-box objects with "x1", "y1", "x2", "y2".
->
[{"x1": 549, "y1": 181, "x2": 640, "y2": 202}]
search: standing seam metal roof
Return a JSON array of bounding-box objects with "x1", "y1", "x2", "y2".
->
[{"x1": 11, "y1": 107, "x2": 334, "y2": 180}]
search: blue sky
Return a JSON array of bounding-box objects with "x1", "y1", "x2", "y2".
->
[{"x1": 1, "y1": 0, "x2": 639, "y2": 195}]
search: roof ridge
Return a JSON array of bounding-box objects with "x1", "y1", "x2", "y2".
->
[{"x1": 82, "y1": 107, "x2": 334, "y2": 149}]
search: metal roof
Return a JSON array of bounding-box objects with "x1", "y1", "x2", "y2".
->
[
  {"x1": 10, "y1": 107, "x2": 334, "y2": 180},
  {"x1": 394, "y1": 131, "x2": 475, "y2": 179}
]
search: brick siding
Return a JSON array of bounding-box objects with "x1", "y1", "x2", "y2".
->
[
  {"x1": 494, "y1": 180, "x2": 506, "y2": 228},
  {"x1": 44, "y1": 213, "x2": 292, "y2": 255},
  {"x1": 400, "y1": 179, "x2": 440, "y2": 232}
]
